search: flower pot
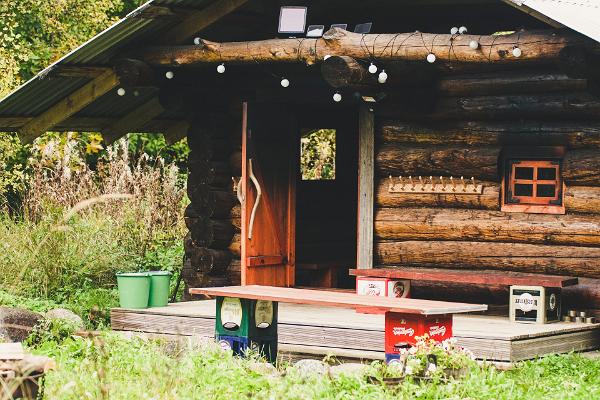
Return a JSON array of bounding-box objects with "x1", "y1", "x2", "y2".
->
[
  {"x1": 116, "y1": 272, "x2": 150, "y2": 309},
  {"x1": 148, "y1": 271, "x2": 172, "y2": 307}
]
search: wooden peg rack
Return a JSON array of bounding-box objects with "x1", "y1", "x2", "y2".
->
[{"x1": 388, "y1": 175, "x2": 483, "y2": 195}]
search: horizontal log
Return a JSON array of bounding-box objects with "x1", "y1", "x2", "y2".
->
[
  {"x1": 379, "y1": 121, "x2": 600, "y2": 149},
  {"x1": 438, "y1": 72, "x2": 586, "y2": 96},
  {"x1": 228, "y1": 233, "x2": 241, "y2": 256},
  {"x1": 376, "y1": 180, "x2": 600, "y2": 214},
  {"x1": 185, "y1": 189, "x2": 236, "y2": 218},
  {"x1": 184, "y1": 237, "x2": 232, "y2": 275},
  {"x1": 185, "y1": 217, "x2": 235, "y2": 249},
  {"x1": 378, "y1": 92, "x2": 600, "y2": 120},
  {"x1": 229, "y1": 151, "x2": 242, "y2": 176},
  {"x1": 139, "y1": 29, "x2": 597, "y2": 67},
  {"x1": 229, "y1": 258, "x2": 241, "y2": 286},
  {"x1": 113, "y1": 58, "x2": 156, "y2": 87},
  {"x1": 375, "y1": 207, "x2": 600, "y2": 246},
  {"x1": 376, "y1": 145, "x2": 500, "y2": 180},
  {"x1": 375, "y1": 240, "x2": 600, "y2": 278},
  {"x1": 187, "y1": 161, "x2": 231, "y2": 187},
  {"x1": 376, "y1": 179, "x2": 500, "y2": 210},
  {"x1": 563, "y1": 149, "x2": 600, "y2": 186}
]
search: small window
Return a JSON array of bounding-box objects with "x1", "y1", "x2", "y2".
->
[
  {"x1": 502, "y1": 160, "x2": 564, "y2": 214},
  {"x1": 300, "y1": 129, "x2": 336, "y2": 180}
]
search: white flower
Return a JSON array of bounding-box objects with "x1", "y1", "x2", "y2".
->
[{"x1": 404, "y1": 366, "x2": 414, "y2": 375}]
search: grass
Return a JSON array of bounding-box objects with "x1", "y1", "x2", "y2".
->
[{"x1": 26, "y1": 332, "x2": 600, "y2": 400}]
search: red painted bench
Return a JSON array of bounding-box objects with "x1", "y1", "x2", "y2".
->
[{"x1": 190, "y1": 285, "x2": 487, "y2": 363}]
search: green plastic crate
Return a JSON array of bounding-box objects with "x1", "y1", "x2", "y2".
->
[{"x1": 215, "y1": 297, "x2": 278, "y2": 339}]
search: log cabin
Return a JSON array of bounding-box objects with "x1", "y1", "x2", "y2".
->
[{"x1": 2, "y1": 0, "x2": 600, "y2": 319}]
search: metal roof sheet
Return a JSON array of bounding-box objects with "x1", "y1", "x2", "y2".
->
[
  {"x1": 0, "y1": 0, "x2": 215, "y2": 119},
  {"x1": 508, "y1": 0, "x2": 600, "y2": 42}
]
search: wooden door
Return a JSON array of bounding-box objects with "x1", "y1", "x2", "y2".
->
[{"x1": 241, "y1": 102, "x2": 296, "y2": 286}]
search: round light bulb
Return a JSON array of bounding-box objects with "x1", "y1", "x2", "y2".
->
[
  {"x1": 426, "y1": 53, "x2": 436, "y2": 63},
  {"x1": 458, "y1": 26, "x2": 468, "y2": 34},
  {"x1": 333, "y1": 92, "x2": 342, "y2": 102},
  {"x1": 117, "y1": 88, "x2": 126, "y2": 96},
  {"x1": 280, "y1": 78, "x2": 290, "y2": 88},
  {"x1": 368, "y1": 63, "x2": 378, "y2": 74},
  {"x1": 165, "y1": 71, "x2": 174, "y2": 79},
  {"x1": 133, "y1": 90, "x2": 139, "y2": 97},
  {"x1": 193, "y1": 37, "x2": 201, "y2": 45},
  {"x1": 512, "y1": 46, "x2": 522, "y2": 57},
  {"x1": 378, "y1": 70, "x2": 388, "y2": 84},
  {"x1": 324, "y1": 54, "x2": 331, "y2": 60},
  {"x1": 217, "y1": 63, "x2": 225, "y2": 73},
  {"x1": 469, "y1": 40, "x2": 479, "y2": 50},
  {"x1": 450, "y1": 27, "x2": 459, "y2": 35}
]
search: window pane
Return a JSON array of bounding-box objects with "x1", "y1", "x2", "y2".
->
[
  {"x1": 537, "y1": 184, "x2": 556, "y2": 198},
  {"x1": 300, "y1": 129, "x2": 336, "y2": 180},
  {"x1": 537, "y1": 167, "x2": 557, "y2": 180},
  {"x1": 515, "y1": 167, "x2": 534, "y2": 180},
  {"x1": 514, "y1": 184, "x2": 533, "y2": 196}
]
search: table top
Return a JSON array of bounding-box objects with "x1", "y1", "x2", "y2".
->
[
  {"x1": 189, "y1": 285, "x2": 488, "y2": 315},
  {"x1": 350, "y1": 267, "x2": 578, "y2": 288}
]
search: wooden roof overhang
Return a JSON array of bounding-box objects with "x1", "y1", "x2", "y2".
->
[{"x1": 1, "y1": 0, "x2": 599, "y2": 144}]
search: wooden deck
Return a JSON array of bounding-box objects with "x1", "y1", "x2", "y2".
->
[{"x1": 111, "y1": 300, "x2": 600, "y2": 363}]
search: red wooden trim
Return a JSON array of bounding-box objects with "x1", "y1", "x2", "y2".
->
[
  {"x1": 189, "y1": 285, "x2": 488, "y2": 315},
  {"x1": 349, "y1": 267, "x2": 578, "y2": 288},
  {"x1": 246, "y1": 256, "x2": 284, "y2": 267}
]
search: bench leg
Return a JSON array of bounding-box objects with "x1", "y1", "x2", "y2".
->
[
  {"x1": 384, "y1": 312, "x2": 453, "y2": 364},
  {"x1": 214, "y1": 296, "x2": 278, "y2": 363}
]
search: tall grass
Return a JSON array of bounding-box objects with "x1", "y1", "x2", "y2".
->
[{"x1": 0, "y1": 135, "x2": 187, "y2": 320}]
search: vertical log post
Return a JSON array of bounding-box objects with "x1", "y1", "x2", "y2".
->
[{"x1": 357, "y1": 105, "x2": 375, "y2": 269}]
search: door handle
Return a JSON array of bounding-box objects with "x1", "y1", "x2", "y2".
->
[{"x1": 248, "y1": 158, "x2": 262, "y2": 240}]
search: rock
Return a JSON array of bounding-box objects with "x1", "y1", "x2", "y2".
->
[
  {"x1": 292, "y1": 359, "x2": 329, "y2": 376},
  {"x1": 44, "y1": 309, "x2": 84, "y2": 329},
  {"x1": 329, "y1": 363, "x2": 370, "y2": 378},
  {"x1": 0, "y1": 307, "x2": 43, "y2": 342},
  {"x1": 247, "y1": 361, "x2": 280, "y2": 377}
]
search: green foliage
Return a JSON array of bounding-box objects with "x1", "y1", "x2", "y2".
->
[
  {"x1": 25, "y1": 317, "x2": 80, "y2": 348},
  {"x1": 30, "y1": 333, "x2": 600, "y2": 400},
  {"x1": 0, "y1": 132, "x2": 28, "y2": 209},
  {"x1": 128, "y1": 133, "x2": 190, "y2": 174},
  {"x1": 0, "y1": 0, "x2": 143, "y2": 97},
  {"x1": 300, "y1": 129, "x2": 336, "y2": 180}
]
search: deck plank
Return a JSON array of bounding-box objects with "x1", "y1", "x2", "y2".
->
[
  {"x1": 111, "y1": 301, "x2": 600, "y2": 362},
  {"x1": 188, "y1": 285, "x2": 488, "y2": 315}
]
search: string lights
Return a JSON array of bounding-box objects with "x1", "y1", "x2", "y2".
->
[
  {"x1": 368, "y1": 63, "x2": 378, "y2": 73},
  {"x1": 165, "y1": 71, "x2": 175, "y2": 79},
  {"x1": 117, "y1": 88, "x2": 126, "y2": 96},
  {"x1": 217, "y1": 63, "x2": 226, "y2": 73},
  {"x1": 469, "y1": 40, "x2": 479, "y2": 50},
  {"x1": 333, "y1": 92, "x2": 342, "y2": 102},
  {"x1": 378, "y1": 69, "x2": 388, "y2": 84},
  {"x1": 280, "y1": 77, "x2": 290, "y2": 87}
]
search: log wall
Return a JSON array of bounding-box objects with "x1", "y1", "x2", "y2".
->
[
  {"x1": 182, "y1": 112, "x2": 241, "y2": 298},
  {"x1": 373, "y1": 69, "x2": 600, "y2": 313}
]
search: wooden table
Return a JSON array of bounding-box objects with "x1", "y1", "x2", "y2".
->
[{"x1": 189, "y1": 285, "x2": 487, "y2": 363}]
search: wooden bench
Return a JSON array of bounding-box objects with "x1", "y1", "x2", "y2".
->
[
  {"x1": 189, "y1": 285, "x2": 487, "y2": 364},
  {"x1": 349, "y1": 267, "x2": 578, "y2": 323}
]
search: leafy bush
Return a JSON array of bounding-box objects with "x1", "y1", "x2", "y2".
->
[{"x1": 300, "y1": 129, "x2": 336, "y2": 180}]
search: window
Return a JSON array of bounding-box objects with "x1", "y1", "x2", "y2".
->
[
  {"x1": 502, "y1": 159, "x2": 564, "y2": 214},
  {"x1": 300, "y1": 129, "x2": 336, "y2": 180}
]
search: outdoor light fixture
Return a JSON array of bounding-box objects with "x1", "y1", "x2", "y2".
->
[
  {"x1": 427, "y1": 53, "x2": 436, "y2": 63},
  {"x1": 354, "y1": 22, "x2": 373, "y2": 34},
  {"x1": 217, "y1": 63, "x2": 226, "y2": 73},
  {"x1": 306, "y1": 25, "x2": 325, "y2": 38},
  {"x1": 117, "y1": 88, "x2": 126, "y2": 96},
  {"x1": 459, "y1": 26, "x2": 468, "y2": 34},
  {"x1": 512, "y1": 46, "x2": 522, "y2": 57},
  {"x1": 469, "y1": 40, "x2": 479, "y2": 49},
  {"x1": 368, "y1": 63, "x2": 378, "y2": 74},
  {"x1": 193, "y1": 37, "x2": 201, "y2": 45},
  {"x1": 450, "y1": 27, "x2": 459, "y2": 35},
  {"x1": 165, "y1": 71, "x2": 175, "y2": 79},
  {"x1": 333, "y1": 92, "x2": 342, "y2": 102},
  {"x1": 330, "y1": 23, "x2": 348, "y2": 30},
  {"x1": 278, "y1": 6, "x2": 307, "y2": 36},
  {"x1": 378, "y1": 70, "x2": 388, "y2": 84},
  {"x1": 280, "y1": 77, "x2": 290, "y2": 87}
]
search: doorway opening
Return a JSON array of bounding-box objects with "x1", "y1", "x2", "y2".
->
[{"x1": 295, "y1": 112, "x2": 358, "y2": 289}]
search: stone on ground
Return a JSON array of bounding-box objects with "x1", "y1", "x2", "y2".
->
[
  {"x1": 329, "y1": 363, "x2": 370, "y2": 378},
  {"x1": 0, "y1": 307, "x2": 43, "y2": 342},
  {"x1": 247, "y1": 361, "x2": 280, "y2": 377},
  {"x1": 292, "y1": 359, "x2": 329, "y2": 376},
  {"x1": 45, "y1": 308, "x2": 84, "y2": 329}
]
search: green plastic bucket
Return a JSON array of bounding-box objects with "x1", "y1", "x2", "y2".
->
[
  {"x1": 148, "y1": 271, "x2": 172, "y2": 307},
  {"x1": 116, "y1": 272, "x2": 150, "y2": 309}
]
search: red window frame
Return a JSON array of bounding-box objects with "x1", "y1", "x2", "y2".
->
[{"x1": 502, "y1": 159, "x2": 565, "y2": 215}]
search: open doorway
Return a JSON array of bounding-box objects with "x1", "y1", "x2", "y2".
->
[{"x1": 294, "y1": 111, "x2": 358, "y2": 289}]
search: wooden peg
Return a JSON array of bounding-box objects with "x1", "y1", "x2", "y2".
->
[
  {"x1": 450, "y1": 176, "x2": 456, "y2": 191},
  {"x1": 440, "y1": 176, "x2": 446, "y2": 191},
  {"x1": 471, "y1": 177, "x2": 477, "y2": 193},
  {"x1": 461, "y1": 176, "x2": 466, "y2": 192},
  {"x1": 388, "y1": 175, "x2": 393, "y2": 190},
  {"x1": 418, "y1": 176, "x2": 425, "y2": 191},
  {"x1": 399, "y1": 175, "x2": 405, "y2": 190},
  {"x1": 429, "y1": 176, "x2": 434, "y2": 190},
  {"x1": 409, "y1": 176, "x2": 415, "y2": 191}
]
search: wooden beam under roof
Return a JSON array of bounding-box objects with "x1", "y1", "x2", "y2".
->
[
  {"x1": 18, "y1": 68, "x2": 119, "y2": 143},
  {"x1": 102, "y1": 97, "x2": 165, "y2": 144},
  {"x1": 159, "y1": 0, "x2": 248, "y2": 44},
  {"x1": 164, "y1": 120, "x2": 190, "y2": 145}
]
